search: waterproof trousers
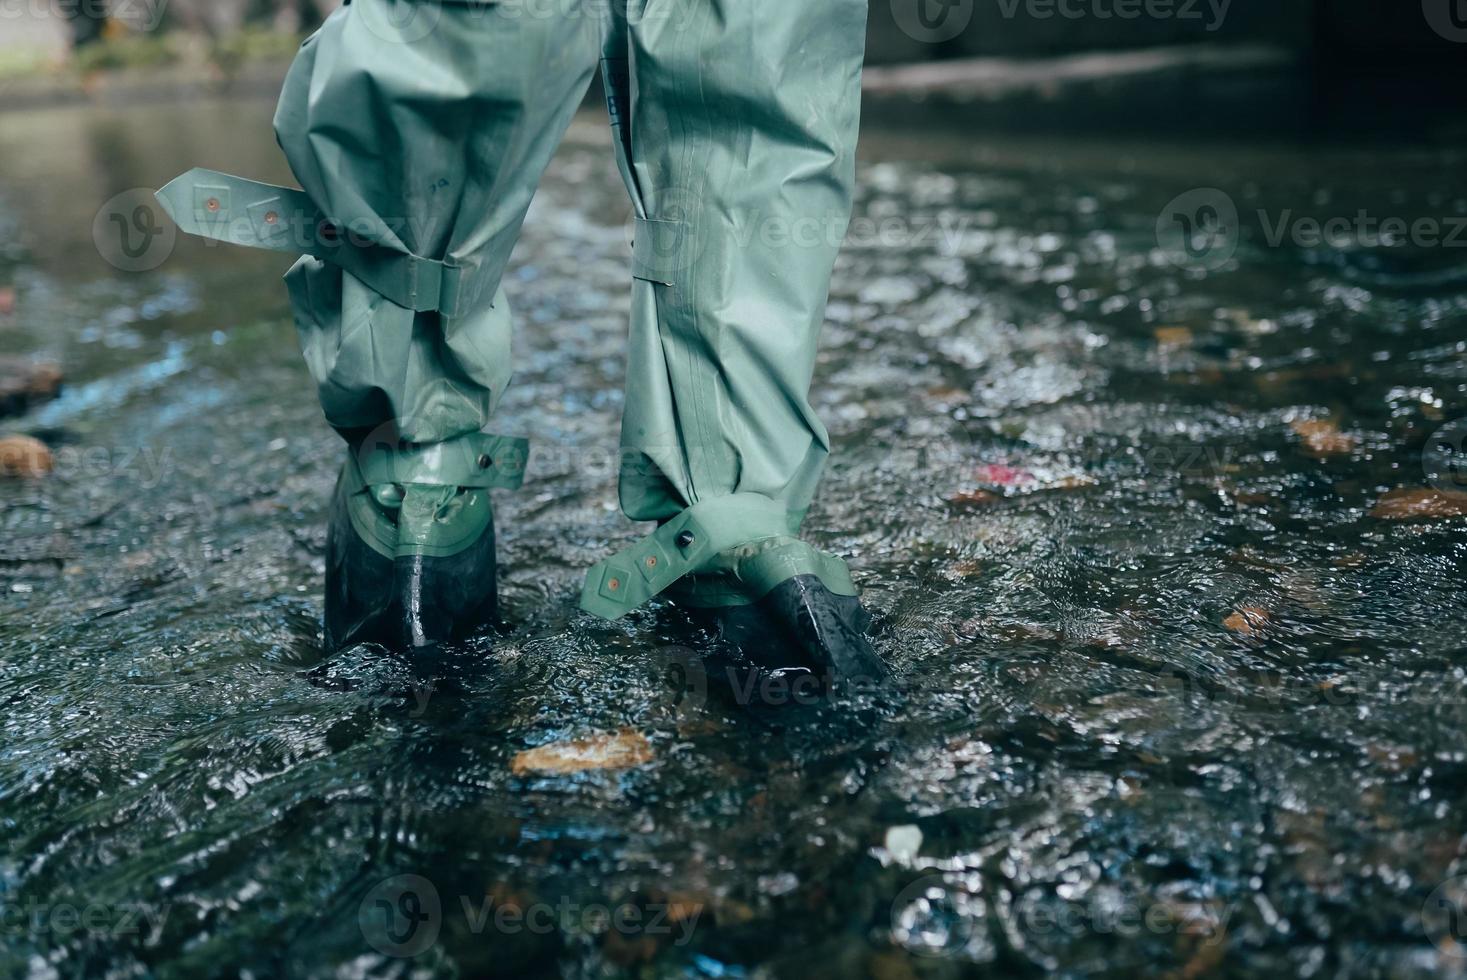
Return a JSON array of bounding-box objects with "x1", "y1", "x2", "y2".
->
[{"x1": 160, "y1": 0, "x2": 869, "y2": 619}]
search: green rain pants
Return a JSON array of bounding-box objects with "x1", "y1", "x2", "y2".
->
[{"x1": 159, "y1": 0, "x2": 868, "y2": 619}]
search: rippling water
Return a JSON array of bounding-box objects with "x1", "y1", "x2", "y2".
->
[{"x1": 2, "y1": 99, "x2": 1466, "y2": 978}]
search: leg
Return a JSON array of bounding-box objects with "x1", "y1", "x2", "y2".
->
[
  {"x1": 160, "y1": 0, "x2": 602, "y2": 653},
  {"x1": 588, "y1": 0, "x2": 885, "y2": 689},
  {"x1": 277, "y1": 0, "x2": 601, "y2": 447},
  {"x1": 281, "y1": 1, "x2": 601, "y2": 652}
]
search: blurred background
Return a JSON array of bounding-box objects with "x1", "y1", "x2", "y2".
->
[{"x1": 5, "y1": 0, "x2": 1467, "y2": 134}]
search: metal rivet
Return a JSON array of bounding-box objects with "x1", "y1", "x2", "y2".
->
[
  {"x1": 608, "y1": 577, "x2": 621, "y2": 591},
  {"x1": 675, "y1": 531, "x2": 695, "y2": 549},
  {"x1": 477, "y1": 454, "x2": 493, "y2": 469},
  {"x1": 645, "y1": 556, "x2": 657, "y2": 568},
  {"x1": 205, "y1": 197, "x2": 221, "y2": 212},
  {"x1": 264, "y1": 211, "x2": 279, "y2": 225}
]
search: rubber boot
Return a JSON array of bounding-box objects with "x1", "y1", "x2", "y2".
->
[
  {"x1": 676, "y1": 549, "x2": 887, "y2": 703},
  {"x1": 321, "y1": 431, "x2": 529, "y2": 654},
  {"x1": 581, "y1": 495, "x2": 886, "y2": 701},
  {"x1": 324, "y1": 467, "x2": 500, "y2": 653}
]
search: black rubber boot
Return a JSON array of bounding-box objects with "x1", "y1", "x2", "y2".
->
[
  {"x1": 324, "y1": 467, "x2": 500, "y2": 654},
  {"x1": 684, "y1": 574, "x2": 887, "y2": 704}
]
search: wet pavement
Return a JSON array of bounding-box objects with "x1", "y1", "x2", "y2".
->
[{"x1": 2, "y1": 97, "x2": 1467, "y2": 978}]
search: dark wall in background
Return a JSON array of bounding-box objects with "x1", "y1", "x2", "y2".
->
[
  {"x1": 1313, "y1": 0, "x2": 1467, "y2": 67},
  {"x1": 50, "y1": 0, "x2": 1467, "y2": 75},
  {"x1": 868, "y1": 0, "x2": 1467, "y2": 72},
  {"x1": 868, "y1": 1, "x2": 1310, "y2": 63}
]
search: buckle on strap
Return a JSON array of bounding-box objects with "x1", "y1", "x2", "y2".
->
[
  {"x1": 155, "y1": 169, "x2": 471, "y2": 317},
  {"x1": 579, "y1": 494, "x2": 794, "y2": 621},
  {"x1": 353, "y1": 432, "x2": 529, "y2": 491}
]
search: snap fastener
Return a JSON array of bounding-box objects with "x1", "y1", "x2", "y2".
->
[
  {"x1": 264, "y1": 211, "x2": 279, "y2": 225},
  {"x1": 645, "y1": 556, "x2": 658, "y2": 569},
  {"x1": 205, "y1": 197, "x2": 221, "y2": 212},
  {"x1": 675, "y1": 531, "x2": 696, "y2": 549},
  {"x1": 607, "y1": 577, "x2": 621, "y2": 591},
  {"x1": 477, "y1": 454, "x2": 493, "y2": 469}
]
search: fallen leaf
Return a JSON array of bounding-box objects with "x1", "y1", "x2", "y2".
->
[
  {"x1": 662, "y1": 892, "x2": 706, "y2": 924},
  {"x1": 1185, "y1": 368, "x2": 1226, "y2": 386},
  {"x1": 25, "y1": 363, "x2": 62, "y2": 398},
  {"x1": 483, "y1": 881, "x2": 531, "y2": 916},
  {"x1": 924, "y1": 385, "x2": 969, "y2": 403},
  {"x1": 1369, "y1": 487, "x2": 1467, "y2": 521},
  {"x1": 948, "y1": 488, "x2": 999, "y2": 506},
  {"x1": 0, "y1": 359, "x2": 63, "y2": 419},
  {"x1": 713, "y1": 896, "x2": 756, "y2": 924},
  {"x1": 974, "y1": 463, "x2": 1035, "y2": 487},
  {"x1": 510, "y1": 729, "x2": 654, "y2": 776},
  {"x1": 1174, "y1": 909, "x2": 1229, "y2": 979},
  {"x1": 1290, "y1": 418, "x2": 1358, "y2": 458},
  {"x1": 0, "y1": 435, "x2": 54, "y2": 477},
  {"x1": 944, "y1": 559, "x2": 983, "y2": 579},
  {"x1": 1224, "y1": 606, "x2": 1271, "y2": 635},
  {"x1": 966, "y1": 463, "x2": 1095, "y2": 498},
  {"x1": 1365, "y1": 744, "x2": 1418, "y2": 773}
]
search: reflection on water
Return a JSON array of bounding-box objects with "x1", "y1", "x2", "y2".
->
[{"x1": 2, "y1": 98, "x2": 1466, "y2": 978}]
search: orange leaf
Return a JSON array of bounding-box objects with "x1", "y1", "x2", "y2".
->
[
  {"x1": 1290, "y1": 419, "x2": 1357, "y2": 459},
  {"x1": 511, "y1": 729, "x2": 654, "y2": 776},
  {"x1": 0, "y1": 435, "x2": 54, "y2": 478},
  {"x1": 1370, "y1": 488, "x2": 1467, "y2": 521},
  {"x1": 1224, "y1": 606, "x2": 1271, "y2": 635}
]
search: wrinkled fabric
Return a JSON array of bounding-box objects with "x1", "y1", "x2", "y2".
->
[
  {"x1": 275, "y1": 0, "x2": 602, "y2": 443},
  {"x1": 274, "y1": 0, "x2": 867, "y2": 526}
]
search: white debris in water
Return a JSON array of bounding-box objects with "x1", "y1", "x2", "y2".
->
[
  {"x1": 884, "y1": 824, "x2": 923, "y2": 863},
  {"x1": 758, "y1": 872, "x2": 799, "y2": 897}
]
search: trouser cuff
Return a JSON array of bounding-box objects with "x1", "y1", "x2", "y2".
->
[
  {"x1": 350, "y1": 430, "x2": 528, "y2": 490},
  {"x1": 579, "y1": 493, "x2": 856, "y2": 621},
  {"x1": 340, "y1": 431, "x2": 523, "y2": 563}
]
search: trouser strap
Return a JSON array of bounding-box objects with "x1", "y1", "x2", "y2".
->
[
  {"x1": 579, "y1": 493, "x2": 857, "y2": 621},
  {"x1": 351, "y1": 431, "x2": 529, "y2": 491},
  {"x1": 155, "y1": 169, "x2": 475, "y2": 317}
]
